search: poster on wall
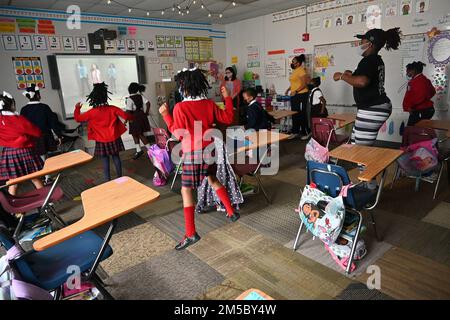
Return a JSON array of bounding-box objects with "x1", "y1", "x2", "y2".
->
[
  {"x1": 309, "y1": 18, "x2": 321, "y2": 30},
  {"x1": 385, "y1": 1, "x2": 398, "y2": 17},
  {"x1": 265, "y1": 58, "x2": 286, "y2": 78},
  {"x1": 247, "y1": 45, "x2": 260, "y2": 68},
  {"x1": 62, "y1": 36, "x2": 74, "y2": 51},
  {"x1": 175, "y1": 36, "x2": 183, "y2": 48},
  {"x1": 18, "y1": 35, "x2": 33, "y2": 50},
  {"x1": 358, "y1": 8, "x2": 367, "y2": 22},
  {"x1": 76, "y1": 37, "x2": 87, "y2": 51},
  {"x1": 345, "y1": 12, "x2": 356, "y2": 25},
  {"x1": 184, "y1": 37, "x2": 213, "y2": 61},
  {"x1": 157, "y1": 50, "x2": 177, "y2": 57},
  {"x1": 156, "y1": 35, "x2": 165, "y2": 48},
  {"x1": 2, "y1": 34, "x2": 17, "y2": 50},
  {"x1": 400, "y1": 0, "x2": 412, "y2": 16},
  {"x1": 416, "y1": 0, "x2": 429, "y2": 14},
  {"x1": 48, "y1": 36, "x2": 61, "y2": 50},
  {"x1": 137, "y1": 40, "x2": 146, "y2": 51},
  {"x1": 12, "y1": 57, "x2": 45, "y2": 89},
  {"x1": 116, "y1": 39, "x2": 126, "y2": 52},
  {"x1": 104, "y1": 40, "x2": 116, "y2": 53},
  {"x1": 366, "y1": 4, "x2": 382, "y2": 29},
  {"x1": 165, "y1": 36, "x2": 175, "y2": 48},
  {"x1": 126, "y1": 39, "x2": 136, "y2": 52},
  {"x1": 334, "y1": 13, "x2": 344, "y2": 27},
  {"x1": 147, "y1": 40, "x2": 155, "y2": 51},
  {"x1": 33, "y1": 35, "x2": 47, "y2": 50},
  {"x1": 323, "y1": 15, "x2": 333, "y2": 29}
]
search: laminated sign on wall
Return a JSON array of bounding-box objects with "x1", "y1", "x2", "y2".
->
[
  {"x1": 247, "y1": 46, "x2": 260, "y2": 68},
  {"x1": 12, "y1": 57, "x2": 45, "y2": 89}
]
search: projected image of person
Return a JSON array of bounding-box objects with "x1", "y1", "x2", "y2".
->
[
  {"x1": 91, "y1": 63, "x2": 102, "y2": 84},
  {"x1": 107, "y1": 63, "x2": 117, "y2": 94},
  {"x1": 77, "y1": 60, "x2": 89, "y2": 96}
]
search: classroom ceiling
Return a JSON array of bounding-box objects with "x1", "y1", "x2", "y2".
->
[{"x1": 1, "y1": 0, "x2": 319, "y2": 24}]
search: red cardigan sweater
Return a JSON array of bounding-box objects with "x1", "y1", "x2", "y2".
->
[
  {"x1": 163, "y1": 97, "x2": 234, "y2": 153},
  {"x1": 403, "y1": 73, "x2": 436, "y2": 112},
  {"x1": 74, "y1": 104, "x2": 133, "y2": 143},
  {"x1": 0, "y1": 112, "x2": 41, "y2": 148}
]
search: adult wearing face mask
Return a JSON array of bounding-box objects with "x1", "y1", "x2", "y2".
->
[
  {"x1": 285, "y1": 54, "x2": 311, "y2": 140},
  {"x1": 333, "y1": 28, "x2": 402, "y2": 146},
  {"x1": 403, "y1": 61, "x2": 436, "y2": 126}
]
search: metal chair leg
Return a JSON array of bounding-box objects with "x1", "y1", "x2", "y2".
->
[
  {"x1": 433, "y1": 162, "x2": 444, "y2": 200},
  {"x1": 390, "y1": 163, "x2": 400, "y2": 189},
  {"x1": 255, "y1": 174, "x2": 270, "y2": 204},
  {"x1": 170, "y1": 158, "x2": 183, "y2": 190},
  {"x1": 12, "y1": 214, "x2": 25, "y2": 241},
  {"x1": 293, "y1": 220, "x2": 303, "y2": 251},
  {"x1": 369, "y1": 210, "x2": 381, "y2": 242},
  {"x1": 345, "y1": 210, "x2": 363, "y2": 275}
]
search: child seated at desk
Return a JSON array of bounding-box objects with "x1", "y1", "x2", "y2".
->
[
  {"x1": 308, "y1": 77, "x2": 328, "y2": 118},
  {"x1": 0, "y1": 91, "x2": 44, "y2": 195},
  {"x1": 242, "y1": 88, "x2": 274, "y2": 131}
]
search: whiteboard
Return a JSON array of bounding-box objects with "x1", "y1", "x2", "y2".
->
[{"x1": 313, "y1": 33, "x2": 427, "y2": 109}]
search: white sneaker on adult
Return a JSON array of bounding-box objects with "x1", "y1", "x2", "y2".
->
[
  {"x1": 287, "y1": 134, "x2": 298, "y2": 140},
  {"x1": 300, "y1": 133, "x2": 312, "y2": 141}
]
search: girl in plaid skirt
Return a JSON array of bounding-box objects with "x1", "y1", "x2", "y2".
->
[
  {"x1": 74, "y1": 82, "x2": 133, "y2": 181},
  {"x1": 160, "y1": 68, "x2": 237, "y2": 250},
  {"x1": 0, "y1": 91, "x2": 44, "y2": 195}
]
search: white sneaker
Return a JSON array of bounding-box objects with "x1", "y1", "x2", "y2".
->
[
  {"x1": 288, "y1": 134, "x2": 298, "y2": 140},
  {"x1": 300, "y1": 133, "x2": 312, "y2": 141}
]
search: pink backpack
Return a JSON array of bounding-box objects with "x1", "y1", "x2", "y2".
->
[{"x1": 305, "y1": 137, "x2": 330, "y2": 163}]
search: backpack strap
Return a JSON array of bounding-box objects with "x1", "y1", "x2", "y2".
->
[{"x1": 10, "y1": 279, "x2": 53, "y2": 300}]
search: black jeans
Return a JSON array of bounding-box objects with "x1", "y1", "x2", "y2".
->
[
  {"x1": 407, "y1": 108, "x2": 435, "y2": 126},
  {"x1": 291, "y1": 93, "x2": 310, "y2": 134}
]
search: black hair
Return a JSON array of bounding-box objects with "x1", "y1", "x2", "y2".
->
[
  {"x1": 176, "y1": 69, "x2": 210, "y2": 99},
  {"x1": 0, "y1": 93, "x2": 15, "y2": 112},
  {"x1": 86, "y1": 82, "x2": 111, "y2": 107},
  {"x1": 243, "y1": 87, "x2": 257, "y2": 99},
  {"x1": 312, "y1": 77, "x2": 321, "y2": 87},
  {"x1": 406, "y1": 61, "x2": 426, "y2": 73},
  {"x1": 383, "y1": 27, "x2": 402, "y2": 51},
  {"x1": 24, "y1": 83, "x2": 41, "y2": 101},
  {"x1": 293, "y1": 54, "x2": 306, "y2": 65},
  {"x1": 224, "y1": 67, "x2": 237, "y2": 81},
  {"x1": 128, "y1": 82, "x2": 146, "y2": 94}
]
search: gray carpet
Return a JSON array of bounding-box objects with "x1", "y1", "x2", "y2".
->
[
  {"x1": 59, "y1": 173, "x2": 93, "y2": 200},
  {"x1": 107, "y1": 249, "x2": 225, "y2": 300},
  {"x1": 335, "y1": 282, "x2": 394, "y2": 300},
  {"x1": 94, "y1": 212, "x2": 147, "y2": 236}
]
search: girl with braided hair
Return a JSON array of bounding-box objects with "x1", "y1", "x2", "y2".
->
[
  {"x1": 159, "y1": 68, "x2": 237, "y2": 250},
  {"x1": 74, "y1": 82, "x2": 133, "y2": 181},
  {"x1": 403, "y1": 61, "x2": 436, "y2": 126}
]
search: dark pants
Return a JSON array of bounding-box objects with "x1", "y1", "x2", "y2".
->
[
  {"x1": 291, "y1": 93, "x2": 310, "y2": 135},
  {"x1": 101, "y1": 155, "x2": 122, "y2": 181},
  {"x1": 407, "y1": 108, "x2": 435, "y2": 126}
]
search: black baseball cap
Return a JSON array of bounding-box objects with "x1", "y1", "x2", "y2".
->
[{"x1": 355, "y1": 29, "x2": 386, "y2": 48}]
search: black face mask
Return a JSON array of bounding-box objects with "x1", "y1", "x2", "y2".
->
[
  {"x1": 307, "y1": 84, "x2": 314, "y2": 91},
  {"x1": 290, "y1": 63, "x2": 296, "y2": 69}
]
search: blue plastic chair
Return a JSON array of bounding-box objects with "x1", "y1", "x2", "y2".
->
[
  {"x1": 0, "y1": 222, "x2": 114, "y2": 299},
  {"x1": 293, "y1": 161, "x2": 378, "y2": 274}
]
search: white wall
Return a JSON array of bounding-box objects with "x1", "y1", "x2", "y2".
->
[{"x1": 226, "y1": 0, "x2": 450, "y2": 92}]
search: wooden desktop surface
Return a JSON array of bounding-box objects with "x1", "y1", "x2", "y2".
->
[
  {"x1": 7, "y1": 150, "x2": 93, "y2": 186},
  {"x1": 328, "y1": 113, "x2": 356, "y2": 129},
  {"x1": 268, "y1": 110, "x2": 298, "y2": 120},
  {"x1": 236, "y1": 130, "x2": 290, "y2": 154},
  {"x1": 329, "y1": 144, "x2": 403, "y2": 181},
  {"x1": 416, "y1": 119, "x2": 450, "y2": 138},
  {"x1": 33, "y1": 177, "x2": 160, "y2": 251}
]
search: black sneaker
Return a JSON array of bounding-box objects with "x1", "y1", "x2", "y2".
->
[
  {"x1": 227, "y1": 212, "x2": 240, "y2": 222},
  {"x1": 175, "y1": 233, "x2": 201, "y2": 250},
  {"x1": 132, "y1": 150, "x2": 144, "y2": 160}
]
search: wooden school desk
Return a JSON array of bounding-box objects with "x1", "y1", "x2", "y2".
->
[
  {"x1": 268, "y1": 110, "x2": 298, "y2": 120},
  {"x1": 416, "y1": 119, "x2": 450, "y2": 138},
  {"x1": 3, "y1": 150, "x2": 93, "y2": 228},
  {"x1": 327, "y1": 113, "x2": 356, "y2": 129},
  {"x1": 33, "y1": 176, "x2": 160, "y2": 251},
  {"x1": 329, "y1": 144, "x2": 403, "y2": 212},
  {"x1": 234, "y1": 130, "x2": 290, "y2": 154}
]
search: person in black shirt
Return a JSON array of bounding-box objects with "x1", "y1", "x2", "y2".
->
[
  {"x1": 333, "y1": 28, "x2": 401, "y2": 146},
  {"x1": 242, "y1": 88, "x2": 273, "y2": 131}
]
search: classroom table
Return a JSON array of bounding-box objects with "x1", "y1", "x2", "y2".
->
[
  {"x1": 268, "y1": 110, "x2": 298, "y2": 120},
  {"x1": 329, "y1": 144, "x2": 403, "y2": 213},
  {"x1": 33, "y1": 176, "x2": 160, "y2": 252},
  {"x1": 2, "y1": 149, "x2": 93, "y2": 229},
  {"x1": 234, "y1": 130, "x2": 291, "y2": 154},
  {"x1": 327, "y1": 113, "x2": 356, "y2": 129},
  {"x1": 415, "y1": 119, "x2": 450, "y2": 138}
]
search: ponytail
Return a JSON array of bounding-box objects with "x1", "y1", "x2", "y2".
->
[
  {"x1": 295, "y1": 54, "x2": 306, "y2": 65},
  {"x1": 384, "y1": 27, "x2": 402, "y2": 51},
  {"x1": 406, "y1": 61, "x2": 426, "y2": 73},
  {"x1": 138, "y1": 84, "x2": 146, "y2": 93}
]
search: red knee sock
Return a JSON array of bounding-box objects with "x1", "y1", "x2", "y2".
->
[
  {"x1": 183, "y1": 206, "x2": 196, "y2": 237},
  {"x1": 216, "y1": 186, "x2": 234, "y2": 217}
]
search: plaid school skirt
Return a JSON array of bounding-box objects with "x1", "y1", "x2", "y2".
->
[
  {"x1": 181, "y1": 149, "x2": 217, "y2": 189},
  {"x1": 0, "y1": 147, "x2": 44, "y2": 180},
  {"x1": 33, "y1": 134, "x2": 57, "y2": 156},
  {"x1": 94, "y1": 138, "x2": 125, "y2": 156}
]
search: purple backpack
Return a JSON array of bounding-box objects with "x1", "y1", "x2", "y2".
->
[{"x1": 147, "y1": 144, "x2": 174, "y2": 186}]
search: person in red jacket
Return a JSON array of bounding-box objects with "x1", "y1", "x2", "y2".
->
[
  {"x1": 74, "y1": 82, "x2": 133, "y2": 181},
  {"x1": 159, "y1": 68, "x2": 237, "y2": 250},
  {"x1": 0, "y1": 91, "x2": 44, "y2": 195},
  {"x1": 403, "y1": 61, "x2": 436, "y2": 126}
]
